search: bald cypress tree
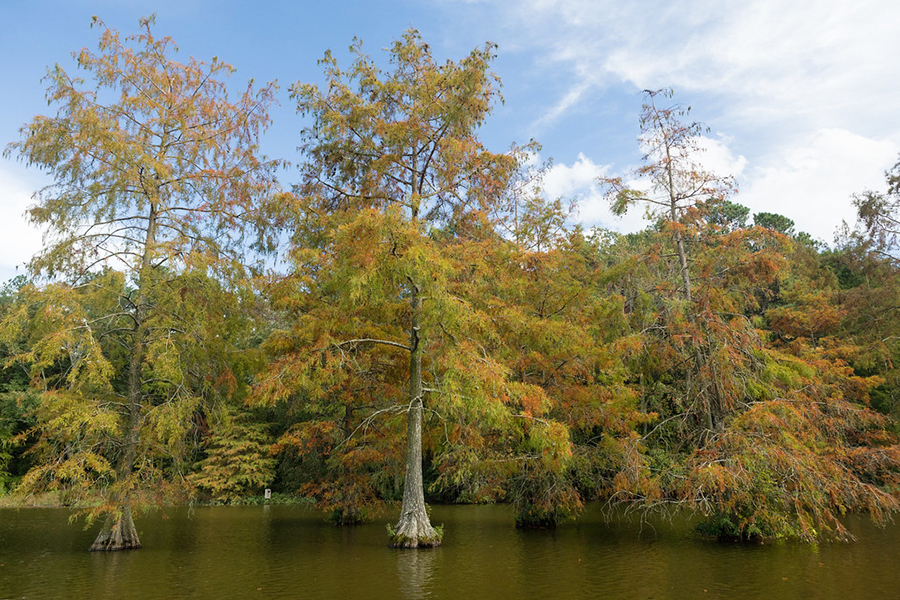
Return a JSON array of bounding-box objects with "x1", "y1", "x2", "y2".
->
[
  {"x1": 3, "y1": 16, "x2": 278, "y2": 551},
  {"x1": 255, "y1": 31, "x2": 518, "y2": 547}
]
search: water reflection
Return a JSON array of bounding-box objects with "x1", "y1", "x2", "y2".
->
[
  {"x1": 396, "y1": 549, "x2": 437, "y2": 600},
  {"x1": 2, "y1": 505, "x2": 900, "y2": 599}
]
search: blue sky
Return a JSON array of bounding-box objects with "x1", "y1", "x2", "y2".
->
[{"x1": 2, "y1": 0, "x2": 899, "y2": 281}]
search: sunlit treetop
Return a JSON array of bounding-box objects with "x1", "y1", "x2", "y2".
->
[
  {"x1": 290, "y1": 29, "x2": 516, "y2": 229},
  {"x1": 5, "y1": 15, "x2": 281, "y2": 282}
]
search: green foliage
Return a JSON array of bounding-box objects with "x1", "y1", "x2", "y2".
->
[
  {"x1": 510, "y1": 456, "x2": 581, "y2": 528},
  {"x1": 0, "y1": 277, "x2": 38, "y2": 494},
  {"x1": 190, "y1": 414, "x2": 276, "y2": 504},
  {"x1": 3, "y1": 20, "x2": 900, "y2": 550},
  {"x1": 258, "y1": 29, "x2": 519, "y2": 533},
  {"x1": 754, "y1": 212, "x2": 796, "y2": 236},
  {"x1": 0, "y1": 390, "x2": 39, "y2": 494},
  {"x1": 3, "y1": 16, "x2": 277, "y2": 544},
  {"x1": 707, "y1": 200, "x2": 751, "y2": 232},
  {"x1": 681, "y1": 343, "x2": 900, "y2": 542},
  {"x1": 188, "y1": 67, "x2": 900, "y2": 546},
  {"x1": 588, "y1": 91, "x2": 900, "y2": 543}
]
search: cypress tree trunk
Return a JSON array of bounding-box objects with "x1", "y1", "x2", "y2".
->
[
  {"x1": 90, "y1": 319, "x2": 143, "y2": 551},
  {"x1": 90, "y1": 347, "x2": 144, "y2": 551},
  {"x1": 91, "y1": 197, "x2": 157, "y2": 552},
  {"x1": 675, "y1": 231, "x2": 692, "y2": 303},
  {"x1": 390, "y1": 287, "x2": 441, "y2": 548},
  {"x1": 90, "y1": 506, "x2": 141, "y2": 552}
]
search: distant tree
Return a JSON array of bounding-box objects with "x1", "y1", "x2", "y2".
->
[
  {"x1": 602, "y1": 88, "x2": 736, "y2": 303},
  {"x1": 708, "y1": 200, "x2": 750, "y2": 232},
  {"x1": 601, "y1": 89, "x2": 752, "y2": 434},
  {"x1": 189, "y1": 412, "x2": 276, "y2": 504},
  {"x1": 753, "y1": 211, "x2": 795, "y2": 236},
  {"x1": 854, "y1": 154, "x2": 900, "y2": 262},
  {"x1": 2, "y1": 16, "x2": 278, "y2": 551},
  {"x1": 0, "y1": 276, "x2": 39, "y2": 495}
]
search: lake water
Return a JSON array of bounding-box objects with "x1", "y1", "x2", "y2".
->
[{"x1": 1, "y1": 503, "x2": 898, "y2": 599}]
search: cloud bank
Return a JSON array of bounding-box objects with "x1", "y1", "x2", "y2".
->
[
  {"x1": 0, "y1": 165, "x2": 43, "y2": 281},
  {"x1": 468, "y1": 0, "x2": 900, "y2": 242}
]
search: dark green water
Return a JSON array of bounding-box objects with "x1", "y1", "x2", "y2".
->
[{"x1": 1, "y1": 503, "x2": 897, "y2": 599}]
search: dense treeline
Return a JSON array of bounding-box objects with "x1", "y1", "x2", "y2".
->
[{"x1": 2, "y1": 17, "x2": 900, "y2": 550}]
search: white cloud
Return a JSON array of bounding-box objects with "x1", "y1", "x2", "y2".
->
[
  {"x1": 692, "y1": 135, "x2": 748, "y2": 180},
  {"x1": 543, "y1": 152, "x2": 606, "y2": 199},
  {"x1": 540, "y1": 152, "x2": 647, "y2": 232},
  {"x1": 529, "y1": 82, "x2": 591, "y2": 132},
  {"x1": 543, "y1": 136, "x2": 749, "y2": 234},
  {"x1": 737, "y1": 129, "x2": 898, "y2": 241},
  {"x1": 0, "y1": 164, "x2": 44, "y2": 281},
  {"x1": 497, "y1": 0, "x2": 900, "y2": 138},
  {"x1": 456, "y1": 0, "x2": 900, "y2": 241},
  {"x1": 536, "y1": 130, "x2": 896, "y2": 245}
]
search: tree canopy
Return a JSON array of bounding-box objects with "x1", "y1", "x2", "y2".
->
[
  {"x1": 3, "y1": 19, "x2": 900, "y2": 552},
  {"x1": 3, "y1": 15, "x2": 278, "y2": 550}
]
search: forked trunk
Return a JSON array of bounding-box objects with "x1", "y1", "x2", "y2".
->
[
  {"x1": 90, "y1": 506, "x2": 141, "y2": 552},
  {"x1": 390, "y1": 288, "x2": 441, "y2": 548}
]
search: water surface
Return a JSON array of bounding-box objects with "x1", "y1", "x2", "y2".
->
[{"x1": 1, "y1": 504, "x2": 897, "y2": 599}]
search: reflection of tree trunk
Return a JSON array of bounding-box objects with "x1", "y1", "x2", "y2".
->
[
  {"x1": 391, "y1": 286, "x2": 440, "y2": 548},
  {"x1": 397, "y1": 547, "x2": 437, "y2": 600}
]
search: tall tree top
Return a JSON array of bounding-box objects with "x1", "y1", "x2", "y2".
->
[
  {"x1": 5, "y1": 15, "x2": 281, "y2": 281},
  {"x1": 604, "y1": 88, "x2": 736, "y2": 223},
  {"x1": 290, "y1": 29, "x2": 514, "y2": 227}
]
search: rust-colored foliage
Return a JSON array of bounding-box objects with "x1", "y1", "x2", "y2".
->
[
  {"x1": 7, "y1": 20, "x2": 900, "y2": 548},
  {"x1": 591, "y1": 91, "x2": 900, "y2": 541},
  {"x1": 254, "y1": 30, "x2": 521, "y2": 544},
  {"x1": 682, "y1": 347, "x2": 900, "y2": 542}
]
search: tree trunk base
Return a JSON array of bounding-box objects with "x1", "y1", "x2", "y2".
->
[
  {"x1": 389, "y1": 508, "x2": 442, "y2": 548},
  {"x1": 90, "y1": 507, "x2": 142, "y2": 552}
]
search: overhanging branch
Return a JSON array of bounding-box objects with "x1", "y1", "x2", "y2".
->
[{"x1": 334, "y1": 338, "x2": 411, "y2": 352}]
